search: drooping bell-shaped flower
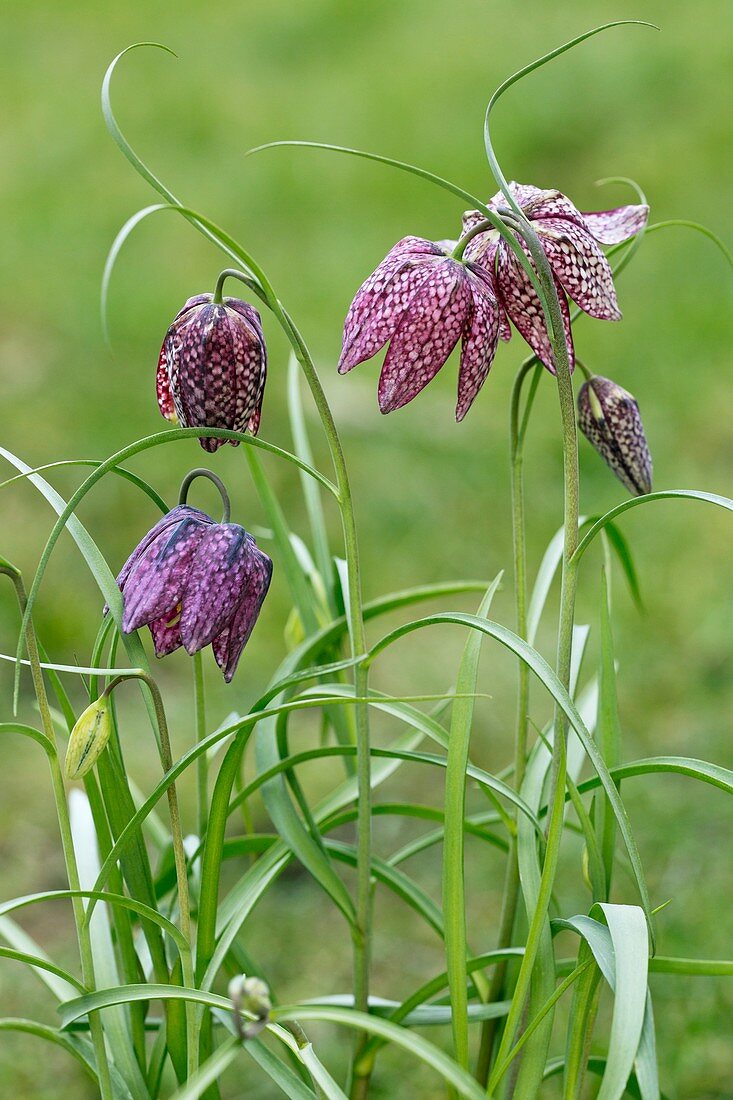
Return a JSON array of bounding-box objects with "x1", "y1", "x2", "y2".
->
[
  {"x1": 338, "y1": 236, "x2": 507, "y2": 421},
  {"x1": 462, "y1": 183, "x2": 649, "y2": 371},
  {"x1": 157, "y1": 294, "x2": 267, "y2": 452},
  {"x1": 117, "y1": 504, "x2": 272, "y2": 681},
  {"x1": 577, "y1": 375, "x2": 652, "y2": 496}
]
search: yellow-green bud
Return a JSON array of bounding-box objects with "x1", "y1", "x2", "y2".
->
[
  {"x1": 64, "y1": 696, "x2": 112, "y2": 780},
  {"x1": 228, "y1": 974, "x2": 271, "y2": 1040}
]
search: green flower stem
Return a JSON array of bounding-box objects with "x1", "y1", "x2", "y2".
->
[
  {"x1": 0, "y1": 561, "x2": 114, "y2": 1100},
  {"x1": 487, "y1": 214, "x2": 579, "y2": 1089},
  {"x1": 215, "y1": 270, "x2": 373, "y2": 1095},
  {"x1": 451, "y1": 219, "x2": 495, "y2": 260},
  {"x1": 193, "y1": 652, "x2": 208, "y2": 840},
  {"x1": 476, "y1": 358, "x2": 541, "y2": 1084},
  {"x1": 102, "y1": 671, "x2": 197, "y2": 1078}
]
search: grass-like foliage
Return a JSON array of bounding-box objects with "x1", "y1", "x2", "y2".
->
[{"x1": 2, "y1": 20, "x2": 733, "y2": 1100}]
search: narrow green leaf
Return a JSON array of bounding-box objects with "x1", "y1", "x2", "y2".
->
[
  {"x1": 271, "y1": 1005, "x2": 487, "y2": 1100},
  {"x1": 443, "y1": 576, "x2": 503, "y2": 1068}
]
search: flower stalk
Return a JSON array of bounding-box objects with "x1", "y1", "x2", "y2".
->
[{"x1": 486, "y1": 211, "x2": 580, "y2": 1088}]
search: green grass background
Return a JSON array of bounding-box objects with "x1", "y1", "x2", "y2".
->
[{"x1": 1, "y1": 0, "x2": 732, "y2": 1096}]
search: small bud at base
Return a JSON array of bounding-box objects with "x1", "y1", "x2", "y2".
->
[{"x1": 64, "y1": 697, "x2": 112, "y2": 780}]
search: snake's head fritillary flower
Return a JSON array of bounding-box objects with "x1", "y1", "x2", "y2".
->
[
  {"x1": 117, "y1": 505, "x2": 272, "y2": 682},
  {"x1": 338, "y1": 236, "x2": 507, "y2": 421},
  {"x1": 157, "y1": 294, "x2": 267, "y2": 452},
  {"x1": 577, "y1": 375, "x2": 652, "y2": 496},
  {"x1": 462, "y1": 184, "x2": 649, "y2": 372}
]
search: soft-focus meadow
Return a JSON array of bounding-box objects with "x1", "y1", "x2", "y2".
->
[{"x1": 1, "y1": 1, "x2": 732, "y2": 1096}]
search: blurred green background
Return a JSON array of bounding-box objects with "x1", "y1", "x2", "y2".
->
[{"x1": 1, "y1": 0, "x2": 732, "y2": 1096}]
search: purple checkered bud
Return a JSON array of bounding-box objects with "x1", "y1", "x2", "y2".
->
[
  {"x1": 338, "y1": 236, "x2": 506, "y2": 421},
  {"x1": 117, "y1": 501, "x2": 272, "y2": 682},
  {"x1": 157, "y1": 294, "x2": 267, "y2": 452},
  {"x1": 578, "y1": 376, "x2": 653, "y2": 496}
]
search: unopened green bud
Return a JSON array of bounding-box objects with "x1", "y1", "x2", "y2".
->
[
  {"x1": 577, "y1": 376, "x2": 652, "y2": 497},
  {"x1": 64, "y1": 696, "x2": 112, "y2": 780},
  {"x1": 228, "y1": 974, "x2": 271, "y2": 1040}
]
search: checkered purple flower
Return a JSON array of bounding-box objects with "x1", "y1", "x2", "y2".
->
[
  {"x1": 462, "y1": 183, "x2": 649, "y2": 372},
  {"x1": 117, "y1": 505, "x2": 272, "y2": 681},
  {"x1": 157, "y1": 295, "x2": 267, "y2": 452},
  {"x1": 338, "y1": 237, "x2": 506, "y2": 421}
]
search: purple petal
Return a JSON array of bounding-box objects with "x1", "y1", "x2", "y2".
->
[
  {"x1": 581, "y1": 204, "x2": 649, "y2": 245},
  {"x1": 377, "y1": 260, "x2": 471, "y2": 413},
  {"x1": 496, "y1": 241, "x2": 574, "y2": 373},
  {"x1": 536, "y1": 217, "x2": 621, "y2": 321},
  {"x1": 525, "y1": 190, "x2": 587, "y2": 229},
  {"x1": 121, "y1": 515, "x2": 210, "y2": 633},
  {"x1": 179, "y1": 524, "x2": 252, "y2": 654},
  {"x1": 338, "y1": 241, "x2": 441, "y2": 373},
  {"x1": 456, "y1": 268, "x2": 501, "y2": 421},
  {"x1": 212, "y1": 542, "x2": 273, "y2": 682},
  {"x1": 156, "y1": 344, "x2": 177, "y2": 422},
  {"x1": 117, "y1": 506, "x2": 212, "y2": 596},
  {"x1": 165, "y1": 301, "x2": 266, "y2": 454},
  {"x1": 489, "y1": 182, "x2": 545, "y2": 209},
  {"x1": 149, "y1": 613, "x2": 183, "y2": 657}
]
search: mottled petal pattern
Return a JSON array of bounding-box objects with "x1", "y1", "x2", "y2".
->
[
  {"x1": 160, "y1": 294, "x2": 267, "y2": 452},
  {"x1": 156, "y1": 345, "x2": 177, "y2": 422},
  {"x1": 118, "y1": 505, "x2": 272, "y2": 681},
  {"x1": 581, "y1": 204, "x2": 649, "y2": 245},
  {"x1": 496, "y1": 241, "x2": 574, "y2": 372},
  {"x1": 121, "y1": 517, "x2": 209, "y2": 633},
  {"x1": 537, "y1": 217, "x2": 621, "y2": 321},
  {"x1": 378, "y1": 261, "x2": 470, "y2": 412},
  {"x1": 212, "y1": 541, "x2": 273, "y2": 682},
  {"x1": 179, "y1": 524, "x2": 251, "y2": 653},
  {"x1": 339, "y1": 255, "x2": 437, "y2": 374},
  {"x1": 578, "y1": 376, "x2": 652, "y2": 495},
  {"x1": 456, "y1": 267, "x2": 501, "y2": 421}
]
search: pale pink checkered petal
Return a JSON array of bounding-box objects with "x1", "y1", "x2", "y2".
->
[
  {"x1": 497, "y1": 241, "x2": 574, "y2": 372},
  {"x1": 378, "y1": 262, "x2": 471, "y2": 413},
  {"x1": 581, "y1": 204, "x2": 649, "y2": 245},
  {"x1": 338, "y1": 257, "x2": 437, "y2": 374},
  {"x1": 537, "y1": 217, "x2": 621, "y2": 321},
  {"x1": 340, "y1": 238, "x2": 441, "y2": 359},
  {"x1": 456, "y1": 269, "x2": 501, "y2": 421},
  {"x1": 527, "y1": 191, "x2": 587, "y2": 229},
  {"x1": 489, "y1": 182, "x2": 545, "y2": 209}
]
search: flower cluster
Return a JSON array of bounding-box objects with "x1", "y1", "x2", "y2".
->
[{"x1": 338, "y1": 183, "x2": 648, "y2": 418}]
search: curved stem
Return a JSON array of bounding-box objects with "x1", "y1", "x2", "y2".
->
[
  {"x1": 476, "y1": 358, "x2": 541, "y2": 1083},
  {"x1": 0, "y1": 563, "x2": 114, "y2": 1100},
  {"x1": 451, "y1": 219, "x2": 495, "y2": 260},
  {"x1": 103, "y1": 671, "x2": 196, "y2": 1077},
  {"x1": 178, "y1": 467, "x2": 231, "y2": 523},
  {"x1": 488, "y1": 217, "x2": 579, "y2": 1089},
  {"x1": 215, "y1": 268, "x2": 373, "y2": 1095}
]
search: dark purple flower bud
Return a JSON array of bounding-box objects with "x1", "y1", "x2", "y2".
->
[
  {"x1": 157, "y1": 294, "x2": 267, "y2": 452},
  {"x1": 577, "y1": 376, "x2": 653, "y2": 496},
  {"x1": 338, "y1": 237, "x2": 505, "y2": 421},
  {"x1": 117, "y1": 506, "x2": 272, "y2": 682}
]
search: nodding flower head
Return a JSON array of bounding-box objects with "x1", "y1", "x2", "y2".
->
[
  {"x1": 117, "y1": 502, "x2": 272, "y2": 682},
  {"x1": 577, "y1": 375, "x2": 653, "y2": 496},
  {"x1": 338, "y1": 236, "x2": 507, "y2": 421},
  {"x1": 157, "y1": 294, "x2": 267, "y2": 452},
  {"x1": 461, "y1": 183, "x2": 649, "y2": 371}
]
